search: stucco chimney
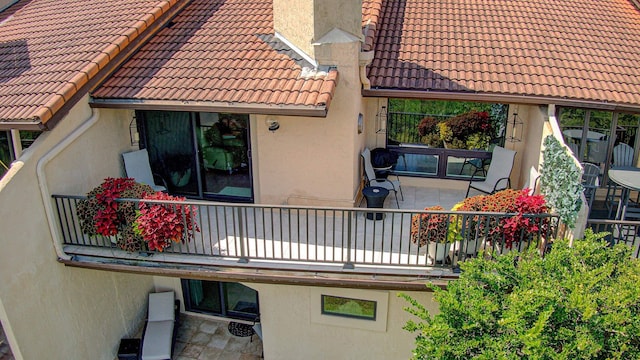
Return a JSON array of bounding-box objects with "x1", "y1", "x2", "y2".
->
[{"x1": 273, "y1": 0, "x2": 362, "y2": 64}]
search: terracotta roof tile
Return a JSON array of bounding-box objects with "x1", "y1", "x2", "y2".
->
[
  {"x1": 93, "y1": 0, "x2": 338, "y2": 114},
  {"x1": 0, "y1": 0, "x2": 180, "y2": 128},
  {"x1": 367, "y1": 0, "x2": 640, "y2": 109}
]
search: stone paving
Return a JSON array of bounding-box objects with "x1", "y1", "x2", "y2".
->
[{"x1": 174, "y1": 314, "x2": 262, "y2": 360}]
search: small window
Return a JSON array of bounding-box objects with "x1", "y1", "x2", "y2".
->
[{"x1": 321, "y1": 294, "x2": 377, "y2": 321}]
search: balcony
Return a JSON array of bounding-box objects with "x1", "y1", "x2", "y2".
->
[{"x1": 52, "y1": 193, "x2": 559, "y2": 282}]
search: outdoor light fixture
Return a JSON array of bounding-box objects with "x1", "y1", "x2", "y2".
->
[
  {"x1": 266, "y1": 118, "x2": 280, "y2": 132},
  {"x1": 129, "y1": 115, "x2": 139, "y2": 146},
  {"x1": 375, "y1": 105, "x2": 387, "y2": 134},
  {"x1": 507, "y1": 111, "x2": 523, "y2": 142}
]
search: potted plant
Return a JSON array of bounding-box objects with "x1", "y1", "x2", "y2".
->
[
  {"x1": 447, "y1": 195, "x2": 488, "y2": 256},
  {"x1": 77, "y1": 178, "x2": 153, "y2": 252},
  {"x1": 133, "y1": 192, "x2": 200, "y2": 252},
  {"x1": 465, "y1": 189, "x2": 551, "y2": 253},
  {"x1": 410, "y1": 206, "x2": 452, "y2": 262}
]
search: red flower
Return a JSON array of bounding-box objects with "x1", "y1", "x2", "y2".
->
[{"x1": 134, "y1": 192, "x2": 200, "y2": 252}]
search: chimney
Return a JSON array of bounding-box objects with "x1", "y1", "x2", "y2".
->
[{"x1": 273, "y1": 0, "x2": 362, "y2": 64}]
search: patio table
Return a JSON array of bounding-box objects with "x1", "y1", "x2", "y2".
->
[
  {"x1": 608, "y1": 166, "x2": 640, "y2": 220},
  {"x1": 563, "y1": 129, "x2": 605, "y2": 142},
  {"x1": 362, "y1": 186, "x2": 389, "y2": 220}
]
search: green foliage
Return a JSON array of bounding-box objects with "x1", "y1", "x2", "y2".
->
[
  {"x1": 401, "y1": 230, "x2": 640, "y2": 360},
  {"x1": 387, "y1": 100, "x2": 506, "y2": 148},
  {"x1": 540, "y1": 135, "x2": 583, "y2": 229}
]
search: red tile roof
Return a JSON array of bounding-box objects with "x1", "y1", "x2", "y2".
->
[
  {"x1": 364, "y1": 0, "x2": 640, "y2": 111},
  {"x1": 91, "y1": 0, "x2": 338, "y2": 117},
  {"x1": 0, "y1": 0, "x2": 182, "y2": 129}
]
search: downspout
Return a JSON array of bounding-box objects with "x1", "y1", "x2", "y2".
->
[
  {"x1": 359, "y1": 50, "x2": 375, "y2": 89},
  {"x1": 36, "y1": 109, "x2": 101, "y2": 261},
  {"x1": 10, "y1": 129, "x2": 22, "y2": 158}
]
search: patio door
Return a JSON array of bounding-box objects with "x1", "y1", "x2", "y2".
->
[
  {"x1": 138, "y1": 110, "x2": 253, "y2": 201},
  {"x1": 181, "y1": 280, "x2": 259, "y2": 320},
  {"x1": 559, "y1": 108, "x2": 640, "y2": 183}
]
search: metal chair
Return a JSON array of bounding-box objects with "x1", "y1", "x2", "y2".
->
[
  {"x1": 466, "y1": 146, "x2": 516, "y2": 197},
  {"x1": 606, "y1": 143, "x2": 636, "y2": 216},
  {"x1": 523, "y1": 166, "x2": 541, "y2": 196},
  {"x1": 613, "y1": 143, "x2": 634, "y2": 167},
  {"x1": 586, "y1": 139, "x2": 608, "y2": 165},
  {"x1": 567, "y1": 142, "x2": 580, "y2": 159},
  {"x1": 362, "y1": 147, "x2": 403, "y2": 208},
  {"x1": 581, "y1": 162, "x2": 600, "y2": 216}
]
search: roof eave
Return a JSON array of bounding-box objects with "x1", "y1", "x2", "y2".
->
[
  {"x1": 0, "y1": 0, "x2": 192, "y2": 131},
  {"x1": 89, "y1": 98, "x2": 330, "y2": 117},
  {"x1": 362, "y1": 88, "x2": 640, "y2": 114}
]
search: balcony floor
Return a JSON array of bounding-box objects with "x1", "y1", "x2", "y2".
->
[{"x1": 370, "y1": 185, "x2": 467, "y2": 211}]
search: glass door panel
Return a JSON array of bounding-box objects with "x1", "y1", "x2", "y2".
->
[
  {"x1": 224, "y1": 282, "x2": 259, "y2": 319},
  {"x1": 140, "y1": 111, "x2": 200, "y2": 196},
  {"x1": 184, "y1": 279, "x2": 223, "y2": 314},
  {"x1": 182, "y1": 280, "x2": 259, "y2": 320},
  {"x1": 197, "y1": 113, "x2": 253, "y2": 201}
]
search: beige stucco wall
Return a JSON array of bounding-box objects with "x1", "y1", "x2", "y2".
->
[
  {"x1": 273, "y1": 0, "x2": 361, "y2": 60},
  {"x1": 509, "y1": 104, "x2": 548, "y2": 188},
  {"x1": 249, "y1": 283, "x2": 435, "y2": 359},
  {"x1": 0, "y1": 98, "x2": 154, "y2": 359},
  {"x1": 254, "y1": 41, "x2": 364, "y2": 208}
]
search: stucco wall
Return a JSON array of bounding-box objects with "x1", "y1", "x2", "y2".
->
[
  {"x1": 510, "y1": 104, "x2": 548, "y2": 189},
  {"x1": 0, "y1": 99, "x2": 154, "y2": 359},
  {"x1": 273, "y1": 0, "x2": 361, "y2": 60},
  {"x1": 250, "y1": 283, "x2": 435, "y2": 359},
  {"x1": 254, "y1": 41, "x2": 363, "y2": 208}
]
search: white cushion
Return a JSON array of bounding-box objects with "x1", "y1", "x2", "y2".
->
[
  {"x1": 141, "y1": 320, "x2": 174, "y2": 360},
  {"x1": 148, "y1": 291, "x2": 175, "y2": 322}
]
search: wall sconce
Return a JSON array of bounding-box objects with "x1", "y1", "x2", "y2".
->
[
  {"x1": 375, "y1": 106, "x2": 387, "y2": 134},
  {"x1": 129, "y1": 115, "x2": 139, "y2": 146},
  {"x1": 507, "y1": 112, "x2": 523, "y2": 142},
  {"x1": 266, "y1": 118, "x2": 280, "y2": 132}
]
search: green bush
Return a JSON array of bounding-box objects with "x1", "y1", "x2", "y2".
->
[{"x1": 401, "y1": 230, "x2": 640, "y2": 359}]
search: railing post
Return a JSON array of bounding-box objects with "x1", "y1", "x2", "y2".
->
[
  {"x1": 343, "y1": 210, "x2": 354, "y2": 269},
  {"x1": 237, "y1": 207, "x2": 249, "y2": 263}
]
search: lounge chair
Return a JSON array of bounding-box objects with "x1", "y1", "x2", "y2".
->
[
  {"x1": 122, "y1": 149, "x2": 168, "y2": 192},
  {"x1": 141, "y1": 291, "x2": 179, "y2": 360},
  {"x1": 465, "y1": 146, "x2": 516, "y2": 197}
]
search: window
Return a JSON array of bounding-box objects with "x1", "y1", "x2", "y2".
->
[
  {"x1": 558, "y1": 107, "x2": 639, "y2": 179},
  {"x1": 321, "y1": 294, "x2": 377, "y2": 321},
  {"x1": 385, "y1": 99, "x2": 508, "y2": 179}
]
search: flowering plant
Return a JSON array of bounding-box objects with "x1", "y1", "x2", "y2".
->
[
  {"x1": 450, "y1": 189, "x2": 551, "y2": 250},
  {"x1": 133, "y1": 192, "x2": 200, "y2": 252},
  {"x1": 77, "y1": 178, "x2": 153, "y2": 252},
  {"x1": 410, "y1": 206, "x2": 451, "y2": 246}
]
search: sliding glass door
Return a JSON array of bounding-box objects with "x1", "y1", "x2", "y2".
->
[
  {"x1": 138, "y1": 110, "x2": 253, "y2": 201},
  {"x1": 181, "y1": 280, "x2": 259, "y2": 320},
  {"x1": 196, "y1": 113, "x2": 252, "y2": 200}
]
